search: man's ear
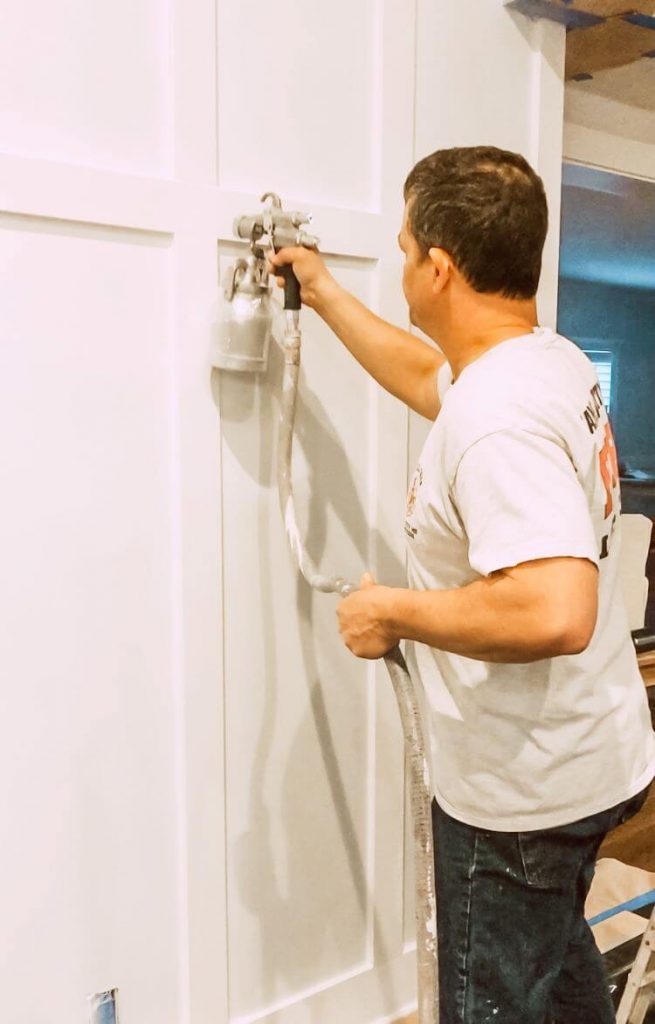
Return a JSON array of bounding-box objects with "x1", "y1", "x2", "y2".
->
[{"x1": 428, "y1": 246, "x2": 453, "y2": 294}]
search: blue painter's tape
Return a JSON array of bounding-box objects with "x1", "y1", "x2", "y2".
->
[
  {"x1": 506, "y1": 0, "x2": 605, "y2": 28},
  {"x1": 623, "y1": 12, "x2": 655, "y2": 31},
  {"x1": 587, "y1": 889, "x2": 655, "y2": 927}
]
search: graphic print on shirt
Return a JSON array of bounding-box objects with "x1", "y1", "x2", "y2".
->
[
  {"x1": 404, "y1": 463, "x2": 423, "y2": 540},
  {"x1": 581, "y1": 382, "x2": 620, "y2": 559},
  {"x1": 599, "y1": 422, "x2": 619, "y2": 518}
]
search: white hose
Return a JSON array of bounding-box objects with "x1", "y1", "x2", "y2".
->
[{"x1": 277, "y1": 314, "x2": 439, "y2": 1023}]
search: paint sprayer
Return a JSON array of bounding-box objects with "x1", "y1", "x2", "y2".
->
[{"x1": 211, "y1": 193, "x2": 439, "y2": 1023}]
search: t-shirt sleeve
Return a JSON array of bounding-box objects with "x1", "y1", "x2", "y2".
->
[{"x1": 452, "y1": 428, "x2": 600, "y2": 577}]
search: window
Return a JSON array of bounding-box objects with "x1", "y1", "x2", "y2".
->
[{"x1": 583, "y1": 349, "x2": 614, "y2": 413}]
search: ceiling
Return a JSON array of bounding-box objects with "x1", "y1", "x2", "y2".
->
[
  {"x1": 559, "y1": 163, "x2": 655, "y2": 288},
  {"x1": 567, "y1": 55, "x2": 655, "y2": 111},
  {"x1": 506, "y1": 0, "x2": 655, "y2": 110},
  {"x1": 505, "y1": 1, "x2": 655, "y2": 289}
]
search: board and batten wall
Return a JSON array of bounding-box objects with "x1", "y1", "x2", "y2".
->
[{"x1": 0, "y1": 3, "x2": 565, "y2": 1023}]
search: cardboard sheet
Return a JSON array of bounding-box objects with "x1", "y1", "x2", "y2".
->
[
  {"x1": 567, "y1": 18, "x2": 655, "y2": 78},
  {"x1": 533, "y1": 0, "x2": 655, "y2": 15},
  {"x1": 588, "y1": 858, "x2": 655, "y2": 953},
  {"x1": 568, "y1": 1, "x2": 655, "y2": 16}
]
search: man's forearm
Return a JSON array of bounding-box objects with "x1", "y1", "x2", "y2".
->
[
  {"x1": 314, "y1": 281, "x2": 445, "y2": 420},
  {"x1": 386, "y1": 576, "x2": 583, "y2": 663}
]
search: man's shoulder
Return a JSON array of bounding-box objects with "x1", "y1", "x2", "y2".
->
[
  {"x1": 444, "y1": 334, "x2": 586, "y2": 422},
  {"x1": 438, "y1": 348, "x2": 581, "y2": 476}
]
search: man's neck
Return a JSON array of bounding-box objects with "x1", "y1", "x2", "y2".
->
[{"x1": 433, "y1": 293, "x2": 539, "y2": 380}]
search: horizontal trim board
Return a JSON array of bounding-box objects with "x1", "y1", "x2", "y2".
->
[{"x1": 0, "y1": 154, "x2": 387, "y2": 259}]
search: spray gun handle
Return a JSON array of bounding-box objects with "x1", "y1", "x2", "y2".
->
[{"x1": 276, "y1": 263, "x2": 302, "y2": 311}]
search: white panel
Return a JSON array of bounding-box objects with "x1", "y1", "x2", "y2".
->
[
  {"x1": 216, "y1": 0, "x2": 380, "y2": 208},
  {"x1": 223, "y1": 260, "x2": 376, "y2": 1019},
  {"x1": 0, "y1": 1, "x2": 172, "y2": 175},
  {"x1": 216, "y1": 0, "x2": 420, "y2": 1015},
  {"x1": 0, "y1": 217, "x2": 180, "y2": 1023},
  {"x1": 415, "y1": 0, "x2": 534, "y2": 158},
  {"x1": 173, "y1": 230, "x2": 229, "y2": 1024},
  {"x1": 414, "y1": 1, "x2": 566, "y2": 325}
]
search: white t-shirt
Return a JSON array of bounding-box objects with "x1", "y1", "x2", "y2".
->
[{"x1": 404, "y1": 326, "x2": 655, "y2": 831}]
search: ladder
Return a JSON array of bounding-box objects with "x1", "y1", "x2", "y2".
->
[{"x1": 617, "y1": 905, "x2": 655, "y2": 1024}]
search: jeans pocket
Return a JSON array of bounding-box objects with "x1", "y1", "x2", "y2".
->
[
  {"x1": 616, "y1": 783, "x2": 652, "y2": 827},
  {"x1": 517, "y1": 831, "x2": 584, "y2": 891}
]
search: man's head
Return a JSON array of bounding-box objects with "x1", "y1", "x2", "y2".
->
[{"x1": 399, "y1": 146, "x2": 548, "y2": 333}]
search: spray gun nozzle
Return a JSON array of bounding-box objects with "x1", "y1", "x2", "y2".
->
[{"x1": 212, "y1": 193, "x2": 318, "y2": 372}]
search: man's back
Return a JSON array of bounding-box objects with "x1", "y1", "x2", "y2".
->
[{"x1": 404, "y1": 328, "x2": 655, "y2": 830}]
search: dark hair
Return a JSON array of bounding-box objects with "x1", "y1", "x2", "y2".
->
[{"x1": 403, "y1": 146, "x2": 548, "y2": 299}]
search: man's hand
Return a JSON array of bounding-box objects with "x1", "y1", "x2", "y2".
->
[
  {"x1": 268, "y1": 247, "x2": 341, "y2": 311},
  {"x1": 336, "y1": 573, "x2": 400, "y2": 660}
]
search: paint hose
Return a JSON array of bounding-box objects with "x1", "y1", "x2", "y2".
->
[{"x1": 277, "y1": 311, "x2": 438, "y2": 1024}]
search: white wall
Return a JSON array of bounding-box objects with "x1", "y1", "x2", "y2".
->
[{"x1": 0, "y1": 3, "x2": 566, "y2": 1023}]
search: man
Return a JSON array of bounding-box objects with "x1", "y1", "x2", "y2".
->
[{"x1": 270, "y1": 146, "x2": 655, "y2": 1023}]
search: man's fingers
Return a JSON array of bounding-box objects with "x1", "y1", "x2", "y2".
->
[{"x1": 270, "y1": 246, "x2": 306, "y2": 267}]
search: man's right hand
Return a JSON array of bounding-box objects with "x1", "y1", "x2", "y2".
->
[
  {"x1": 269, "y1": 244, "x2": 444, "y2": 421},
  {"x1": 268, "y1": 247, "x2": 340, "y2": 311}
]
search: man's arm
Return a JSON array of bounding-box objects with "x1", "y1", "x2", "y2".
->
[
  {"x1": 337, "y1": 557, "x2": 599, "y2": 662},
  {"x1": 271, "y1": 247, "x2": 446, "y2": 421},
  {"x1": 389, "y1": 557, "x2": 599, "y2": 662}
]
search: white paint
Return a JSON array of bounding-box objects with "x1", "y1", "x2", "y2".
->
[
  {"x1": 216, "y1": 0, "x2": 380, "y2": 210},
  {"x1": 0, "y1": 0, "x2": 172, "y2": 175},
  {"x1": 0, "y1": 218, "x2": 180, "y2": 1022},
  {"x1": 0, "y1": 1, "x2": 570, "y2": 1022}
]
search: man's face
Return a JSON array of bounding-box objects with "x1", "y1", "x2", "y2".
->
[{"x1": 398, "y1": 203, "x2": 435, "y2": 331}]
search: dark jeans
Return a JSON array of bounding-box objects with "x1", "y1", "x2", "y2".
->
[{"x1": 432, "y1": 784, "x2": 652, "y2": 1024}]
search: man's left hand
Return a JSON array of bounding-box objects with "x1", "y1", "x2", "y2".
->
[{"x1": 336, "y1": 573, "x2": 400, "y2": 659}]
